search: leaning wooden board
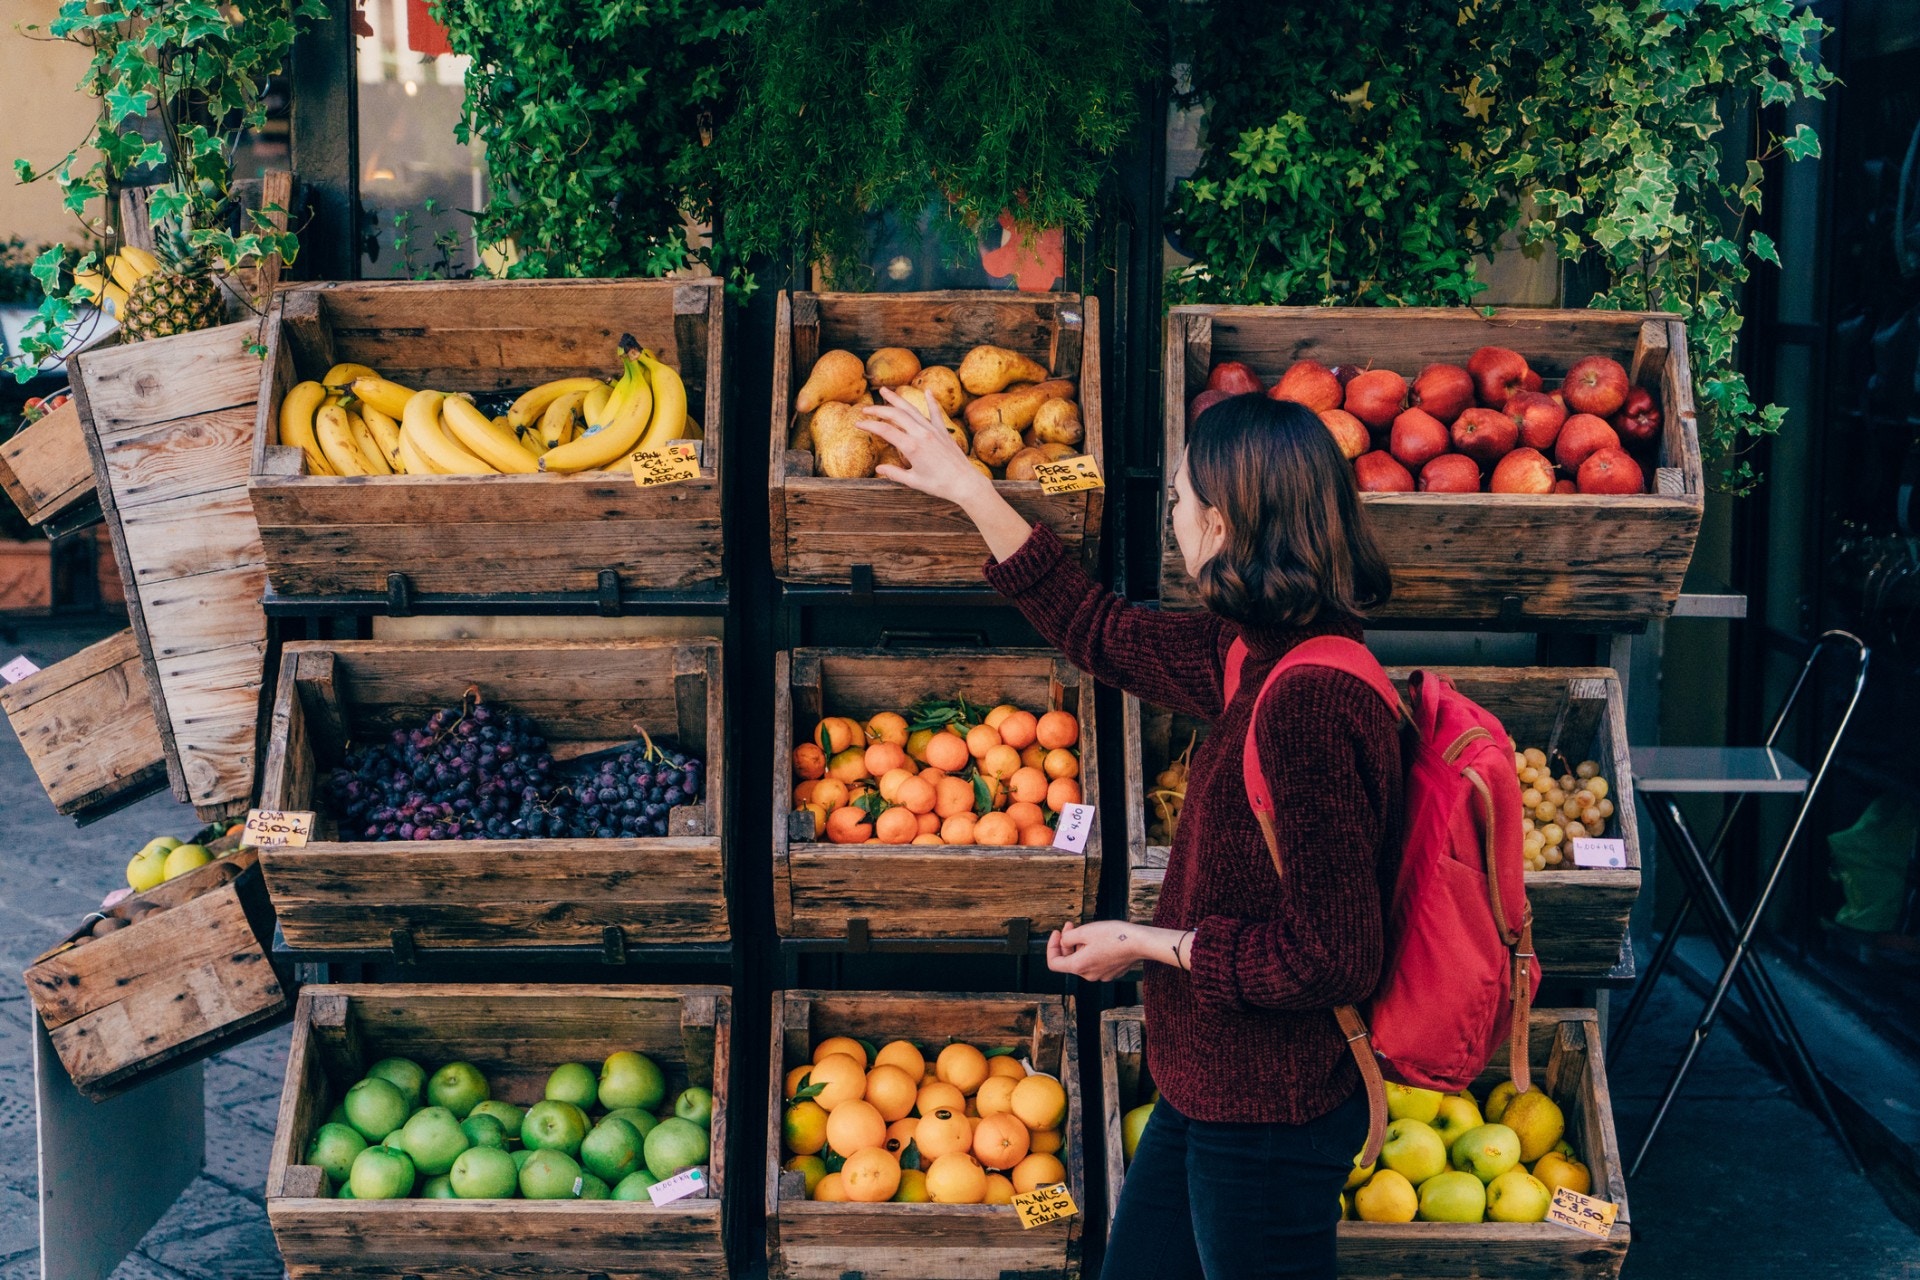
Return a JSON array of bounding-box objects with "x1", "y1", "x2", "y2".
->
[
  {"x1": 0, "y1": 401, "x2": 94, "y2": 527},
  {"x1": 0, "y1": 627, "x2": 169, "y2": 816},
  {"x1": 767, "y1": 990, "x2": 1084, "y2": 1280},
  {"x1": 71, "y1": 318, "x2": 273, "y2": 817},
  {"x1": 267, "y1": 984, "x2": 730, "y2": 1279},
  {"x1": 1101, "y1": 1005, "x2": 1628, "y2": 1277},
  {"x1": 1124, "y1": 666, "x2": 1638, "y2": 978},
  {"x1": 1161, "y1": 306, "x2": 1703, "y2": 623}
]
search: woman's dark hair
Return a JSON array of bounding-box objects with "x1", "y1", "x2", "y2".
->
[{"x1": 1184, "y1": 393, "x2": 1393, "y2": 628}]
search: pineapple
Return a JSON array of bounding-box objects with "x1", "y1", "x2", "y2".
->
[{"x1": 119, "y1": 214, "x2": 224, "y2": 342}]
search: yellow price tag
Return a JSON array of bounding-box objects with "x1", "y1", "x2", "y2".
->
[
  {"x1": 1011, "y1": 1183, "x2": 1078, "y2": 1229},
  {"x1": 1032, "y1": 455, "x2": 1104, "y2": 494},
  {"x1": 1546, "y1": 1187, "x2": 1618, "y2": 1238},
  {"x1": 243, "y1": 808, "x2": 314, "y2": 848},
  {"x1": 630, "y1": 440, "x2": 701, "y2": 487}
]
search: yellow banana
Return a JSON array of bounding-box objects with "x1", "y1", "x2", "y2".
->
[
  {"x1": 397, "y1": 428, "x2": 436, "y2": 475},
  {"x1": 401, "y1": 390, "x2": 493, "y2": 475},
  {"x1": 507, "y1": 376, "x2": 606, "y2": 431},
  {"x1": 117, "y1": 246, "x2": 160, "y2": 278},
  {"x1": 361, "y1": 405, "x2": 404, "y2": 471},
  {"x1": 106, "y1": 254, "x2": 144, "y2": 293},
  {"x1": 351, "y1": 376, "x2": 419, "y2": 420},
  {"x1": 582, "y1": 382, "x2": 612, "y2": 425},
  {"x1": 632, "y1": 348, "x2": 688, "y2": 453},
  {"x1": 317, "y1": 405, "x2": 377, "y2": 476},
  {"x1": 684, "y1": 416, "x2": 704, "y2": 441},
  {"x1": 278, "y1": 380, "x2": 332, "y2": 475},
  {"x1": 539, "y1": 390, "x2": 587, "y2": 450},
  {"x1": 73, "y1": 268, "x2": 127, "y2": 314},
  {"x1": 346, "y1": 409, "x2": 393, "y2": 475},
  {"x1": 444, "y1": 395, "x2": 537, "y2": 474},
  {"x1": 324, "y1": 362, "x2": 379, "y2": 388},
  {"x1": 540, "y1": 346, "x2": 652, "y2": 473}
]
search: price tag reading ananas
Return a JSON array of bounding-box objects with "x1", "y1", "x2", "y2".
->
[
  {"x1": 1546, "y1": 1187, "x2": 1618, "y2": 1238},
  {"x1": 630, "y1": 440, "x2": 701, "y2": 487},
  {"x1": 1011, "y1": 1183, "x2": 1078, "y2": 1229},
  {"x1": 243, "y1": 808, "x2": 314, "y2": 848},
  {"x1": 1032, "y1": 455, "x2": 1104, "y2": 495}
]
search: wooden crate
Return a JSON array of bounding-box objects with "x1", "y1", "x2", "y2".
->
[
  {"x1": 267, "y1": 984, "x2": 731, "y2": 1279},
  {"x1": 1124, "y1": 666, "x2": 1637, "y2": 978},
  {"x1": 249, "y1": 277, "x2": 725, "y2": 599},
  {"x1": 0, "y1": 627, "x2": 168, "y2": 816},
  {"x1": 0, "y1": 401, "x2": 94, "y2": 527},
  {"x1": 258, "y1": 637, "x2": 728, "y2": 952},
  {"x1": 0, "y1": 538, "x2": 53, "y2": 611},
  {"x1": 1160, "y1": 307, "x2": 1703, "y2": 623},
  {"x1": 772, "y1": 647, "x2": 1099, "y2": 941},
  {"x1": 767, "y1": 990, "x2": 1084, "y2": 1280},
  {"x1": 71, "y1": 318, "x2": 272, "y2": 817},
  {"x1": 770, "y1": 290, "x2": 1104, "y2": 586},
  {"x1": 1099, "y1": 1005, "x2": 1629, "y2": 1277},
  {"x1": 25, "y1": 848, "x2": 288, "y2": 1101}
]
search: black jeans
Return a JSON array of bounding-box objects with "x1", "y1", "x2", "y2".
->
[{"x1": 1102, "y1": 1087, "x2": 1368, "y2": 1280}]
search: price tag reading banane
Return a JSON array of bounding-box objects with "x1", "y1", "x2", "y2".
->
[
  {"x1": 630, "y1": 440, "x2": 701, "y2": 487},
  {"x1": 243, "y1": 809, "x2": 314, "y2": 848},
  {"x1": 1032, "y1": 455, "x2": 1103, "y2": 495},
  {"x1": 1011, "y1": 1183, "x2": 1078, "y2": 1229},
  {"x1": 1546, "y1": 1187, "x2": 1618, "y2": 1238}
]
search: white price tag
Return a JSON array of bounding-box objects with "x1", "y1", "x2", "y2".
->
[
  {"x1": 1050, "y1": 803, "x2": 1096, "y2": 852},
  {"x1": 1, "y1": 655, "x2": 41, "y2": 683},
  {"x1": 1570, "y1": 837, "x2": 1628, "y2": 869},
  {"x1": 243, "y1": 808, "x2": 314, "y2": 848},
  {"x1": 647, "y1": 1165, "x2": 708, "y2": 1205}
]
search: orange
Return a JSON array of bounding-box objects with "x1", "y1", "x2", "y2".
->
[
  {"x1": 794, "y1": 779, "x2": 819, "y2": 804},
  {"x1": 1021, "y1": 744, "x2": 1048, "y2": 770},
  {"x1": 939, "y1": 813, "x2": 977, "y2": 845},
  {"x1": 828, "y1": 747, "x2": 869, "y2": 783},
  {"x1": 984, "y1": 704, "x2": 1018, "y2": 730},
  {"x1": 974, "y1": 812, "x2": 1019, "y2": 846},
  {"x1": 975, "y1": 1075, "x2": 1018, "y2": 1117},
  {"x1": 988, "y1": 1055, "x2": 1027, "y2": 1081},
  {"x1": 1005, "y1": 800, "x2": 1045, "y2": 829},
  {"x1": 1043, "y1": 748, "x2": 1079, "y2": 780},
  {"x1": 1009, "y1": 766, "x2": 1049, "y2": 805},
  {"x1": 786, "y1": 1063, "x2": 814, "y2": 1098},
  {"x1": 905, "y1": 728, "x2": 936, "y2": 763},
  {"x1": 1028, "y1": 1126, "x2": 1064, "y2": 1155},
  {"x1": 1047, "y1": 778, "x2": 1082, "y2": 811},
  {"x1": 934, "y1": 776, "x2": 976, "y2": 818},
  {"x1": 825, "y1": 1099, "x2": 888, "y2": 1156},
  {"x1": 1011, "y1": 1152, "x2": 1066, "y2": 1195},
  {"x1": 915, "y1": 1107, "x2": 973, "y2": 1159},
  {"x1": 924, "y1": 731, "x2": 971, "y2": 772},
  {"x1": 917, "y1": 766, "x2": 947, "y2": 785},
  {"x1": 865, "y1": 711, "x2": 908, "y2": 746},
  {"x1": 884, "y1": 1117, "x2": 919, "y2": 1156},
  {"x1": 793, "y1": 743, "x2": 827, "y2": 779},
  {"x1": 785, "y1": 1154, "x2": 827, "y2": 1197},
  {"x1": 842, "y1": 1147, "x2": 902, "y2": 1202},
  {"x1": 937, "y1": 1043, "x2": 991, "y2": 1095},
  {"x1": 877, "y1": 767, "x2": 916, "y2": 803},
  {"x1": 973, "y1": 1113, "x2": 1031, "y2": 1170},
  {"x1": 812, "y1": 1171, "x2": 849, "y2": 1202},
  {"x1": 1011, "y1": 1075, "x2": 1067, "y2": 1131},
  {"x1": 916, "y1": 1081, "x2": 966, "y2": 1117},
  {"x1": 874, "y1": 806, "x2": 919, "y2": 844},
  {"x1": 784, "y1": 1099, "x2": 830, "y2": 1155},
  {"x1": 998, "y1": 710, "x2": 1039, "y2": 750},
  {"x1": 977, "y1": 774, "x2": 1007, "y2": 811},
  {"x1": 865, "y1": 742, "x2": 909, "y2": 777},
  {"x1": 1036, "y1": 710, "x2": 1079, "y2": 750},
  {"x1": 814, "y1": 1035, "x2": 868, "y2": 1065},
  {"x1": 863, "y1": 1064, "x2": 919, "y2": 1122},
  {"x1": 896, "y1": 776, "x2": 937, "y2": 815},
  {"x1": 815, "y1": 716, "x2": 865, "y2": 753},
  {"x1": 876, "y1": 1040, "x2": 925, "y2": 1079},
  {"x1": 825, "y1": 806, "x2": 872, "y2": 843},
  {"x1": 811, "y1": 778, "x2": 849, "y2": 811},
  {"x1": 1020, "y1": 825, "x2": 1056, "y2": 847},
  {"x1": 893, "y1": 1168, "x2": 930, "y2": 1202},
  {"x1": 911, "y1": 833, "x2": 944, "y2": 845},
  {"x1": 982, "y1": 744, "x2": 1022, "y2": 780},
  {"x1": 984, "y1": 1173, "x2": 1016, "y2": 1205},
  {"x1": 924, "y1": 1152, "x2": 988, "y2": 1204},
  {"x1": 810, "y1": 1052, "x2": 867, "y2": 1110},
  {"x1": 965, "y1": 724, "x2": 1002, "y2": 759},
  {"x1": 916, "y1": 811, "x2": 941, "y2": 835}
]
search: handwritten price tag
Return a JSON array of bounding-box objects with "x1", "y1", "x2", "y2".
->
[
  {"x1": 1050, "y1": 802, "x2": 1096, "y2": 852},
  {"x1": 648, "y1": 1165, "x2": 708, "y2": 1205},
  {"x1": 1547, "y1": 1187, "x2": 1618, "y2": 1238},
  {"x1": 1, "y1": 655, "x2": 42, "y2": 684},
  {"x1": 1012, "y1": 1183, "x2": 1078, "y2": 1228},
  {"x1": 1032, "y1": 455, "x2": 1103, "y2": 494},
  {"x1": 1570, "y1": 837, "x2": 1628, "y2": 869},
  {"x1": 630, "y1": 440, "x2": 701, "y2": 487},
  {"x1": 243, "y1": 809, "x2": 314, "y2": 848}
]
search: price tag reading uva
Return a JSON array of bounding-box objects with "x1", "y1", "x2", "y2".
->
[
  {"x1": 647, "y1": 1165, "x2": 708, "y2": 1205},
  {"x1": 1546, "y1": 1187, "x2": 1618, "y2": 1239},
  {"x1": 1033, "y1": 455, "x2": 1104, "y2": 495},
  {"x1": 243, "y1": 809, "x2": 314, "y2": 848},
  {"x1": 1, "y1": 655, "x2": 42, "y2": 684},
  {"x1": 1570, "y1": 837, "x2": 1628, "y2": 869},
  {"x1": 1012, "y1": 1183, "x2": 1078, "y2": 1229},
  {"x1": 1050, "y1": 802, "x2": 1096, "y2": 852},
  {"x1": 630, "y1": 440, "x2": 701, "y2": 488}
]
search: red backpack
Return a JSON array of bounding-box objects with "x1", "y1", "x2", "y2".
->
[{"x1": 1225, "y1": 635, "x2": 1541, "y2": 1165}]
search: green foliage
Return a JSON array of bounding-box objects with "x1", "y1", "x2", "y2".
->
[
  {"x1": 437, "y1": 0, "x2": 756, "y2": 281},
  {"x1": 8, "y1": 0, "x2": 319, "y2": 380},
  {"x1": 0, "y1": 237, "x2": 55, "y2": 306},
  {"x1": 711, "y1": 0, "x2": 1149, "y2": 290}
]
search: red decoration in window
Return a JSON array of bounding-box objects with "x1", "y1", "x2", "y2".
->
[
  {"x1": 407, "y1": 0, "x2": 453, "y2": 56},
  {"x1": 979, "y1": 211, "x2": 1064, "y2": 292}
]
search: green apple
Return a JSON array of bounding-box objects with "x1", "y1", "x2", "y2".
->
[
  {"x1": 599, "y1": 1051, "x2": 667, "y2": 1112},
  {"x1": 421, "y1": 1174, "x2": 457, "y2": 1199},
  {"x1": 324, "y1": 1100, "x2": 350, "y2": 1128},
  {"x1": 348, "y1": 1144, "x2": 416, "y2": 1200},
  {"x1": 1384, "y1": 1082, "x2": 1442, "y2": 1124},
  {"x1": 519, "y1": 1148, "x2": 585, "y2": 1200},
  {"x1": 580, "y1": 1117, "x2": 644, "y2": 1184},
  {"x1": 468, "y1": 1100, "x2": 525, "y2": 1142},
  {"x1": 126, "y1": 842, "x2": 170, "y2": 892},
  {"x1": 461, "y1": 1113, "x2": 509, "y2": 1150},
  {"x1": 673, "y1": 1087, "x2": 714, "y2": 1129},
  {"x1": 545, "y1": 1062, "x2": 598, "y2": 1111},
  {"x1": 1450, "y1": 1123, "x2": 1522, "y2": 1183},
  {"x1": 578, "y1": 1173, "x2": 611, "y2": 1200},
  {"x1": 426, "y1": 1061, "x2": 490, "y2": 1118},
  {"x1": 305, "y1": 1122, "x2": 368, "y2": 1186},
  {"x1": 1431, "y1": 1094, "x2": 1484, "y2": 1151},
  {"x1": 1417, "y1": 1169, "x2": 1487, "y2": 1222},
  {"x1": 1122, "y1": 1103, "x2": 1153, "y2": 1164},
  {"x1": 335, "y1": 1181, "x2": 355, "y2": 1199},
  {"x1": 366, "y1": 1057, "x2": 427, "y2": 1110},
  {"x1": 522, "y1": 1099, "x2": 589, "y2": 1156},
  {"x1": 449, "y1": 1145, "x2": 520, "y2": 1199},
  {"x1": 1486, "y1": 1169, "x2": 1552, "y2": 1222},
  {"x1": 396, "y1": 1106, "x2": 470, "y2": 1177},
  {"x1": 511, "y1": 1148, "x2": 536, "y2": 1172},
  {"x1": 603, "y1": 1107, "x2": 659, "y2": 1140},
  {"x1": 343, "y1": 1077, "x2": 410, "y2": 1143},
  {"x1": 1379, "y1": 1119, "x2": 1447, "y2": 1187},
  {"x1": 643, "y1": 1117, "x2": 710, "y2": 1182},
  {"x1": 612, "y1": 1170, "x2": 659, "y2": 1202}
]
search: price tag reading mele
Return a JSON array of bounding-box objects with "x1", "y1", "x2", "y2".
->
[
  {"x1": 1546, "y1": 1187, "x2": 1618, "y2": 1238},
  {"x1": 1032, "y1": 455, "x2": 1104, "y2": 495},
  {"x1": 243, "y1": 808, "x2": 314, "y2": 848},
  {"x1": 1011, "y1": 1183, "x2": 1078, "y2": 1229},
  {"x1": 630, "y1": 440, "x2": 701, "y2": 487},
  {"x1": 1050, "y1": 802, "x2": 1096, "y2": 852},
  {"x1": 1570, "y1": 837, "x2": 1628, "y2": 869},
  {"x1": 648, "y1": 1165, "x2": 707, "y2": 1205}
]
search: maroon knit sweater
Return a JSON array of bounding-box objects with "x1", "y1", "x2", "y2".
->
[{"x1": 986, "y1": 526, "x2": 1404, "y2": 1124}]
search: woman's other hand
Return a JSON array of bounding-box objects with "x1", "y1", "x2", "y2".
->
[
  {"x1": 1047, "y1": 920, "x2": 1147, "y2": 982},
  {"x1": 862, "y1": 387, "x2": 1034, "y2": 561}
]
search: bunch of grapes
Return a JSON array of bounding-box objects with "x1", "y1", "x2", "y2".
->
[{"x1": 1511, "y1": 745, "x2": 1615, "y2": 870}]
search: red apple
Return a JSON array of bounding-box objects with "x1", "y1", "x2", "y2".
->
[
  {"x1": 1468, "y1": 346, "x2": 1532, "y2": 407},
  {"x1": 1353, "y1": 450, "x2": 1415, "y2": 493},
  {"x1": 1208, "y1": 361, "x2": 1264, "y2": 397},
  {"x1": 1389, "y1": 407, "x2": 1451, "y2": 470},
  {"x1": 1553, "y1": 478, "x2": 1578, "y2": 494},
  {"x1": 1328, "y1": 363, "x2": 1363, "y2": 388},
  {"x1": 1411, "y1": 362, "x2": 1475, "y2": 423},
  {"x1": 1522, "y1": 369, "x2": 1543, "y2": 393},
  {"x1": 1612, "y1": 385, "x2": 1662, "y2": 445},
  {"x1": 1578, "y1": 446, "x2": 1646, "y2": 494},
  {"x1": 1555, "y1": 413, "x2": 1619, "y2": 472},
  {"x1": 1451, "y1": 407, "x2": 1519, "y2": 464},
  {"x1": 1504, "y1": 390, "x2": 1567, "y2": 452},
  {"x1": 1491, "y1": 447, "x2": 1556, "y2": 494},
  {"x1": 1563, "y1": 355, "x2": 1629, "y2": 417},
  {"x1": 1319, "y1": 409, "x2": 1370, "y2": 461},
  {"x1": 1187, "y1": 388, "x2": 1232, "y2": 426},
  {"x1": 1270, "y1": 360, "x2": 1343, "y2": 412},
  {"x1": 1419, "y1": 453, "x2": 1482, "y2": 493},
  {"x1": 1344, "y1": 369, "x2": 1409, "y2": 430},
  {"x1": 1550, "y1": 390, "x2": 1567, "y2": 410}
]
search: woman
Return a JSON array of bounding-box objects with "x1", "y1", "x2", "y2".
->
[{"x1": 859, "y1": 390, "x2": 1404, "y2": 1280}]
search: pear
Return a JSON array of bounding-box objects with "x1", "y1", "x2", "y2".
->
[
  {"x1": 959, "y1": 345, "x2": 1048, "y2": 395},
  {"x1": 811, "y1": 402, "x2": 879, "y2": 478},
  {"x1": 964, "y1": 385, "x2": 1048, "y2": 433},
  {"x1": 795, "y1": 350, "x2": 868, "y2": 413},
  {"x1": 1004, "y1": 447, "x2": 1051, "y2": 481},
  {"x1": 971, "y1": 424, "x2": 1023, "y2": 470},
  {"x1": 910, "y1": 366, "x2": 967, "y2": 416},
  {"x1": 865, "y1": 347, "x2": 922, "y2": 388},
  {"x1": 1032, "y1": 398, "x2": 1084, "y2": 446}
]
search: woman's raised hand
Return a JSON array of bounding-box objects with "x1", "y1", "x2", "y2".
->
[{"x1": 860, "y1": 388, "x2": 993, "y2": 506}]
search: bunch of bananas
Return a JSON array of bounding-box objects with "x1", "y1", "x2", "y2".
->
[
  {"x1": 72, "y1": 246, "x2": 161, "y2": 316},
  {"x1": 274, "y1": 333, "x2": 698, "y2": 477}
]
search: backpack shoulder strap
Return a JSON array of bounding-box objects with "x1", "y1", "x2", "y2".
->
[{"x1": 1223, "y1": 635, "x2": 1250, "y2": 706}]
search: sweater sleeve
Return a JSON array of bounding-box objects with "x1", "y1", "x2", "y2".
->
[
  {"x1": 984, "y1": 524, "x2": 1230, "y2": 719},
  {"x1": 1186, "y1": 668, "x2": 1397, "y2": 1013}
]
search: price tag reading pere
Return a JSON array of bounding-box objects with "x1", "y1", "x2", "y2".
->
[
  {"x1": 648, "y1": 1165, "x2": 708, "y2": 1205},
  {"x1": 1050, "y1": 802, "x2": 1097, "y2": 852},
  {"x1": 1032, "y1": 455, "x2": 1104, "y2": 495},
  {"x1": 243, "y1": 808, "x2": 314, "y2": 848},
  {"x1": 1570, "y1": 837, "x2": 1628, "y2": 869},
  {"x1": 1546, "y1": 1187, "x2": 1618, "y2": 1238},
  {"x1": 1, "y1": 655, "x2": 42, "y2": 684},
  {"x1": 1012, "y1": 1183, "x2": 1079, "y2": 1229},
  {"x1": 630, "y1": 440, "x2": 701, "y2": 488}
]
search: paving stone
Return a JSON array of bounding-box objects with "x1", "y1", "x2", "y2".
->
[{"x1": 133, "y1": 1178, "x2": 282, "y2": 1280}]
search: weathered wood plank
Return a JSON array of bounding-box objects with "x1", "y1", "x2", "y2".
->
[
  {"x1": 0, "y1": 628, "x2": 168, "y2": 815},
  {"x1": 0, "y1": 401, "x2": 95, "y2": 525}
]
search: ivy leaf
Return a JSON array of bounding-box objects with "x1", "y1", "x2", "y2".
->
[
  {"x1": 1782, "y1": 123, "x2": 1821, "y2": 161},
  {"x1": 1748, "y1": 230, "x2": 1779, "y2": 267},
  {"x1": 13, "y1": 159, "x2": 34, "y2": 184},
  {"x1": 105, "y1": 84, "x2": 151, "y2": 126}
]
